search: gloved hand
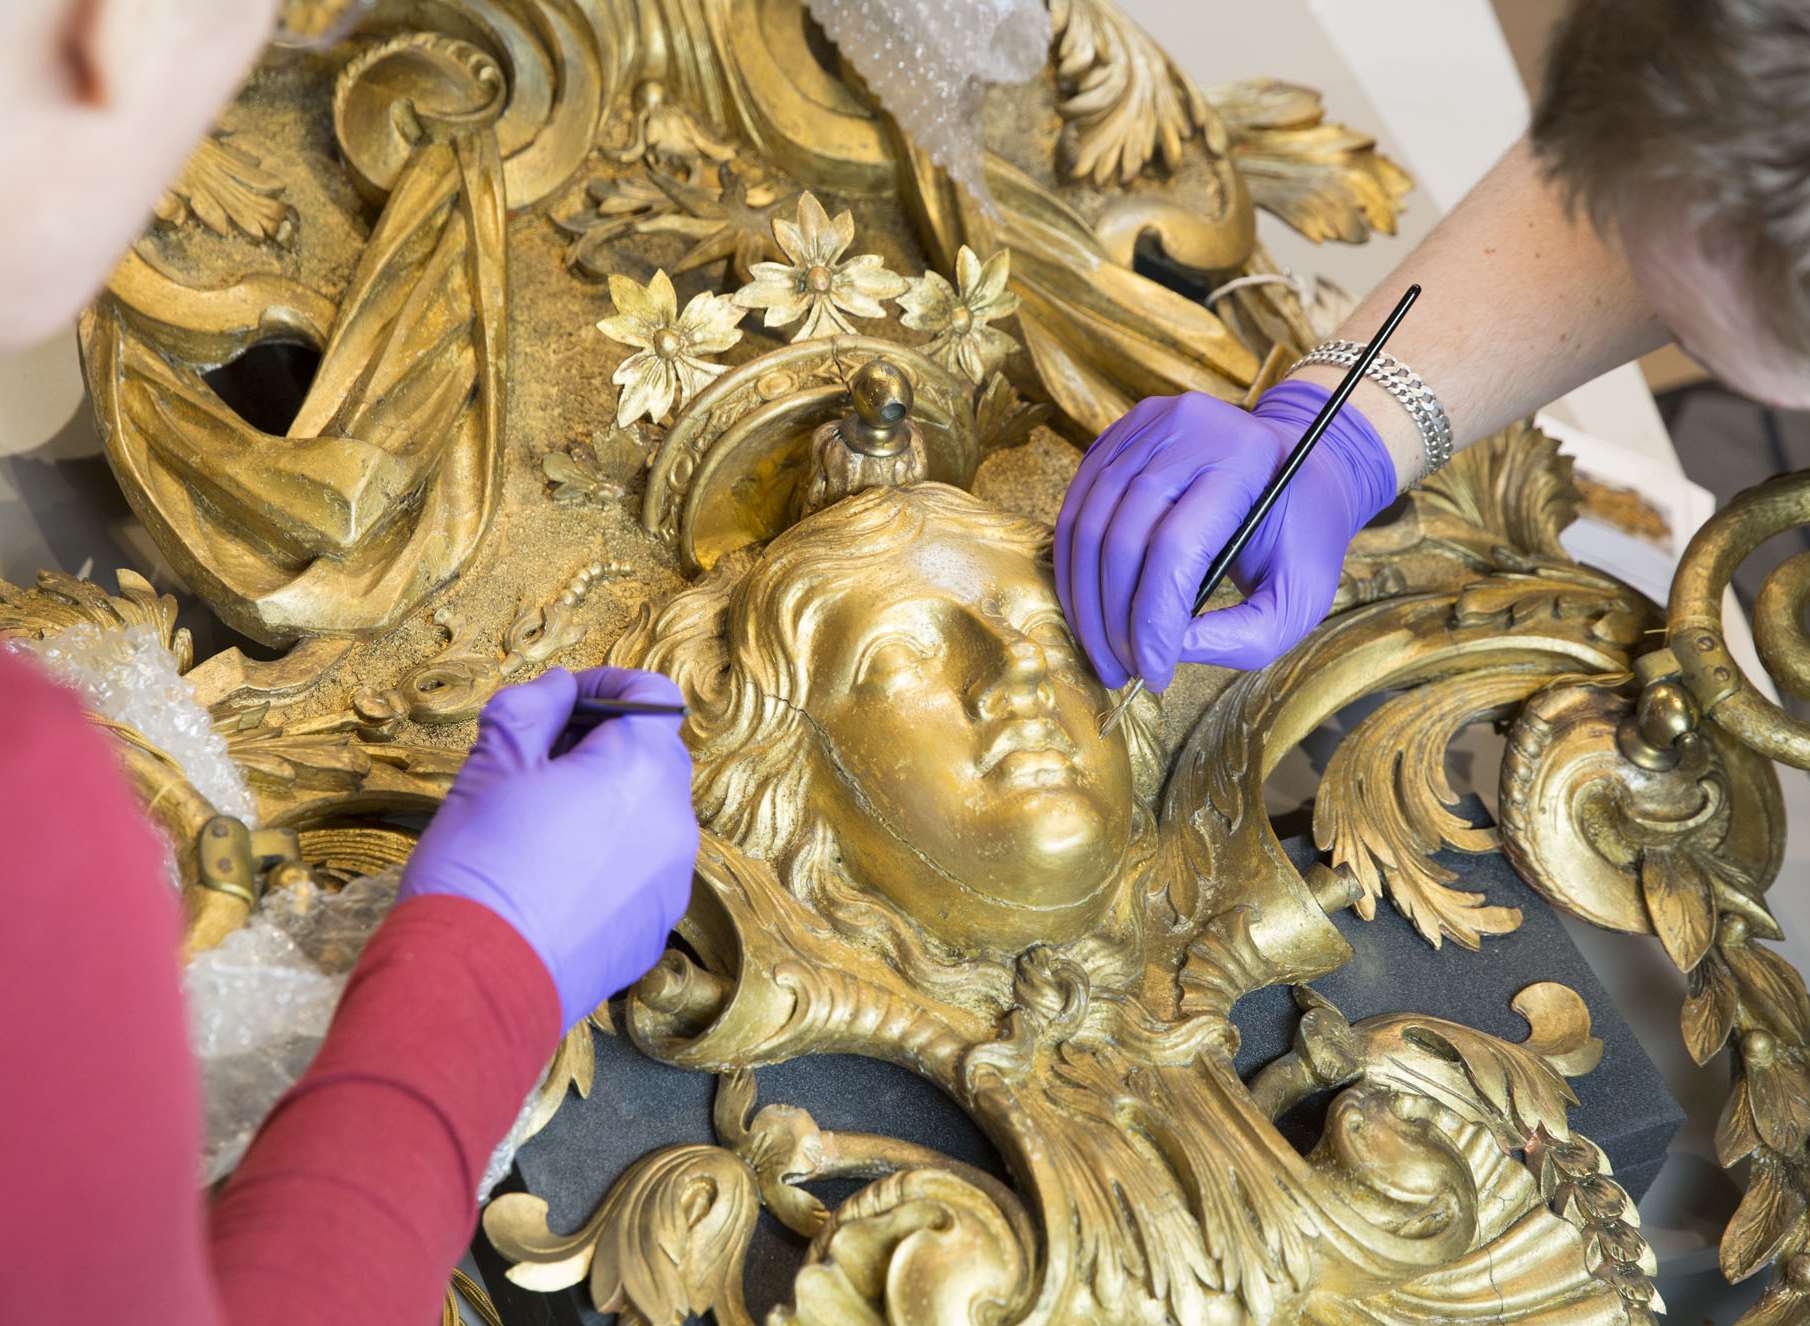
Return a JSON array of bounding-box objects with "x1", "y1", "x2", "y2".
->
[
  {"x1": 398, "y1": 666, "x2": 700, "y2": 1032},
  {"x1": 1054, "y1": 380, "x2": 1398, "y2": 692}
]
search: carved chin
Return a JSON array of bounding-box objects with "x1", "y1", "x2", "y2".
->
[
  {"x1": 914, "y1": 793, "x2": 1131, "y2": 951},
  {"x1": 986, "y1": 789, "x2": 1124, "y2": 888}
]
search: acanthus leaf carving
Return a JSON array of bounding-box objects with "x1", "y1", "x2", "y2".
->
[
  {"x1": 1352, "y1": 984, "x2": 1596, "y2": 1148},
  {"x1": 218, "y1": 707, "x2": 374, "y2": 793},
  {"x1": 1048, "y1": 0, "x2": 1220, "y2": 186},
  {"x1": 154, "y1": 133, "x2": 295, "y2": 245},
  {"x1": 1207, "y1": 80, "x2": 1412, "y2": 244},
  {"x1": 973, "y1": 372, "x2": 1052, "y2": 458},
  {"x1": 1312, "y1": 668, "x2": 1538, "y2": 949},
  {"x1": 0, "y1": 567, "x2": 191, "y2": 670},
  {"x1": 486, "y1": 1142, "x2": 760, "y2": 1321}
]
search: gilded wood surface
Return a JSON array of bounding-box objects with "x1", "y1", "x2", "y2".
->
[{"x1": 6, "y1": 1, "x2": 1808, "y2": 1320}]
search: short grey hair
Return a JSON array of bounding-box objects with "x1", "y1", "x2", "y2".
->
[{"x1": 1532, "y1": 0, "x2": 1810, "y2": 355}]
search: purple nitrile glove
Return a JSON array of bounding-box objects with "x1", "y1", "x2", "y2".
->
[
  {"x1": 1054, "y1": 380, "x2": 1398, "y2": 693},
  {"x1": 398, "y1": 666, "x2": 700, "y2": 1032}
]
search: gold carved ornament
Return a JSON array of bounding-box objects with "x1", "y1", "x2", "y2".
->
[
  {"x1": 1489, "y1": 465, "x2": 1810, "y2": 1324},
  {"x1": 10, "y1": 0, "x2": 1796, "y2": 1321}
]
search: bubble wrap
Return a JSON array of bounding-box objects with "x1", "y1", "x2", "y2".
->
[
  {"x1": 10, "y1": 612, "x2": 537, "y2": 1192},
  {"x1": 803, "y1": 0, "x2": 1049, "y2": 208},
  {"x1": 186, "y1": 866, "x2": 535, "y2": 1199},
  {"x1": 13, "y1": 624, "x2": 256, "y2": 826},
  {"x1": 481, "y1": 1090, "x2": 544, "y2": 1200}
]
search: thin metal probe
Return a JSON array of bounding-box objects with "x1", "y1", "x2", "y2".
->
[
  {"x1": 566, "y1": 695, "x2": 691, "y2": 732},
  {"x1": 1098, "y1": 282, "x2": 1423, "y2": 736}
]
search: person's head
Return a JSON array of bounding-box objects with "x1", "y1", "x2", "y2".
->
[
  {"x1": 0, "y1": 0, "x2": 283, "y2": 353},
  {"x1": 1533, "y1": 0, "x2": 1810, "y2": 408},
  {"x1": 612, "y1": 483, "x2": 1165, "y2": 993}
]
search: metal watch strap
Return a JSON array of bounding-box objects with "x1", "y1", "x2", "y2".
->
[{"x1": 1287, "y1": 340, "x2": 1454, "y2": 475}]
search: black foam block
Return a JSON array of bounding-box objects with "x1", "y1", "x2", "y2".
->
[{"x1": 1238, "y1": 801, "x2": 1682, "y2": 1202}]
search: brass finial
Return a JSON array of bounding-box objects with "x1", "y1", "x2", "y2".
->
[
  {"x1": 1616, "y1": 678, "x2": 1702, "y2": 771},
  {"x1": 794, "y1": 357, "x2": 928, "y2": 518},
  {"x1": 844, "y1": 360, "x2": 915, "y2": 458}
]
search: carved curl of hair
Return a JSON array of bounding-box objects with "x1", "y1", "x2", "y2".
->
[{"x1": 610, "y1": 483, "x2": 1164, "y2": 1007}]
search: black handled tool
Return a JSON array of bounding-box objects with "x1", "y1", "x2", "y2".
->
[
  {"x1": 565, "y1": 695, "x2": 690, "y2": 734},
  {"x1": 1099, "y1": 282, "x2": 1422, "y2": 736}
]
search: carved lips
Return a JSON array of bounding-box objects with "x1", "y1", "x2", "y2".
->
[{"x1": 976, "y1": 717, "x2": 1082, "y2": 788}]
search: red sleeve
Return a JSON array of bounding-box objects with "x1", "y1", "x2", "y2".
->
[
  {"x1": 0, "y1": 649, "x2": 561, "y2": 1326},
  {"x1": 209, "y1": 895, "x2": 559, "y2": 1323},
  {"x1": 0, "y1": 648, "x2": 225, "y2": 1325}
]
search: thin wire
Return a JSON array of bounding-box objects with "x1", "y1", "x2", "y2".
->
[{"x1": 1202, "y1": 271, "x2": 1310, "y2": 310}]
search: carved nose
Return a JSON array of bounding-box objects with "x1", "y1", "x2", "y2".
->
[{"x1": 974, "y1": 634, "x2": 1056, "y2": 718}]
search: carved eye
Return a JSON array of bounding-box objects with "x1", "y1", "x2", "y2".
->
[
  {"x1": 856, "y1": 637, "x2": 932, "y2": 690},
  {"x1": 1025, "y1": 615, "x2": 1079, "y2": 665}
]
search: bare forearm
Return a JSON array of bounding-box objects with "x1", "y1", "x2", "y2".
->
[{"x1": 1291, "y1": 136, "x2": 1668, "y2": 487}]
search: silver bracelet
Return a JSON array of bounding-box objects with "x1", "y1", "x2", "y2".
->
[{"x1": 1287, "y1": 340, "x2": 1454, "y2": 475}]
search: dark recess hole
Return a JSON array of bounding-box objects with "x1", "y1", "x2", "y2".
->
[
  {"x1": 202, "y1": 340, "x2": 321, "y2": 437},
  {"x1": 800, "y1": 7, "x2": 842, "y2": 77},
  {"x1": 1269, "y1": 1083, "x2": 1338, "y2": 1157}
]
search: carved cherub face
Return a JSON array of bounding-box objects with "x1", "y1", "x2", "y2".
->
[
  {"x1": 617, "y1": 483, "x2": 1161, "y2": 963},
  {"x1": 801, "y1": 518, "x2": 1136, "y2": 951}
]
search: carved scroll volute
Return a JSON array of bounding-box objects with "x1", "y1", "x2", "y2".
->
[
  {"x1": 1500, "y1": 680, "x2": 1783, "y2": 949},
  {"x1": 485, "y1": 1142, "x2": 762, "y2": 1323},
  {"x1": 780, "y1": 1168, "x2": 1030, "y2": 1326}
]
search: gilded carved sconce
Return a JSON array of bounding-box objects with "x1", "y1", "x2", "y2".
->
[{"x1": 9, "y1": 1, "x2": 1810, "y2": 1322}]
